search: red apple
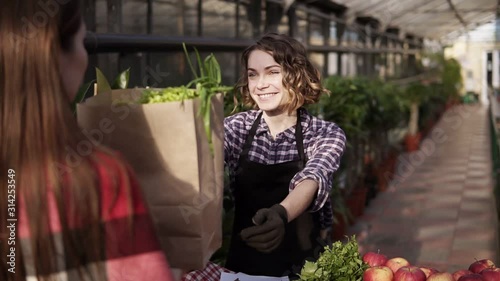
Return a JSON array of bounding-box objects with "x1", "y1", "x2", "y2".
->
[
  {"x1": 454, "y1": 270, "x2": 475, "y2": 281},
  {"x1": 363, "y1": 251, "x2": 389, "y2": 267},
  {"x1": 458, "y1": 273, "x2": 486, "y2": 281},
  {"x1": 394, "y1": 266, "x2": 426, "y2": 281},
  {"x1": 427, "y1": 272, "x2": 455, "y2": 281},
  {"x1": 420, "y1": 266, "x2": 440, "y2": 278},
  {"x1": 386, "y1": 257, "x2": 411, "y2": 274},
  {"x1": 480, "y1": 268, "x2": 500, "y2": 281},
  {"x1": 469, "y1": 260, "x2": 496, "y2": 274},
  {"x1": 363, "y1": 265, "x2": 394, "y2": 281}
]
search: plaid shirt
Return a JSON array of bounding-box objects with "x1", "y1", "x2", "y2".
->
[
  {"x1": 224, "y1": 108, "x2": 346, "y2": 229},
  {"x1": 18, "y1": 151, "x2": 174, "y2": 281},
  {"x1": 182, "y1": 262, "x2": 234, "y2": 280}
]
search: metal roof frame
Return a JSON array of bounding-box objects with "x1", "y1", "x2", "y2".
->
[{"x1": 306, "y1": 0, "x2": 499, "y2": 43}]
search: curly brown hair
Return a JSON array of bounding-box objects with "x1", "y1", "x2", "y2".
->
[{"x1": 235, "y1": 33, "x2": 330, "y2": 114}]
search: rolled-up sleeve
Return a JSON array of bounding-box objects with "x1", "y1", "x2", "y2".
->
[{"x1": 290, "y1": 123, "x2": 346, "y2": 212}]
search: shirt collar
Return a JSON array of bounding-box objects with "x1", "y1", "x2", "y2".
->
[{"x1": 254, "y1": 108, "x2": 311, "y2": 138}]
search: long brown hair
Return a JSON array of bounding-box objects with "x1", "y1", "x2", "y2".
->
[
  {"x1": 235, "y1": 33, "x2": 330, "y2": 114},
  {"x1": 0, "y1": 1, "x2": 127, "y2": 280}
]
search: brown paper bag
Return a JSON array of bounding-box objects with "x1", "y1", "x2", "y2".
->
[{"x1": 76, "y1": 88, "x2": 224, "y2": 270}]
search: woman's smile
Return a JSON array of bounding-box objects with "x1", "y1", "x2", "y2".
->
[{"x1": 256, "y1": 92, "x2": 279, "y2": 100}]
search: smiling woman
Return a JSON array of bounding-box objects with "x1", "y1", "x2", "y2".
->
[
  {"x1": 223, "y1": 33, "x2": 347, "y2": 279},
  {"x1": 246, "y1": 50, "x2": 288, "y2": 116}
]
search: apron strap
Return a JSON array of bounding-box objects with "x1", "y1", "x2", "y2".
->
[{"x1": 237, "y1": 112, "x2": 263, "y2": 169}]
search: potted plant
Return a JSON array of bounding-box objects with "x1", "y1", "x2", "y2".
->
[
  {"x1": 364, "y1": 79, "x2": 406, "y2": 193},
  {"x1": 401, "y1": 82, "x2": 429, "y2": 152},
  {"x1": 330, "y1": 172, "x2": 353, "y2": 241},
  {"x1": 441, "y1": 57, "x2": 463, "y2": 109}
]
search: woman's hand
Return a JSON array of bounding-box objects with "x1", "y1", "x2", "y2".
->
[{"x1": 239, "y1": 204, "x2": 288, "y2": 253}]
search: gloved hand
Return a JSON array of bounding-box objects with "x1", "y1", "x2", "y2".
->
[{"x1": 240, "y1": 204, "x2": 288, "y2": 253}]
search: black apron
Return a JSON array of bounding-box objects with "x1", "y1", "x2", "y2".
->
[{"x1": 225, "y1": 110, "x2": 321, "y2": 278}]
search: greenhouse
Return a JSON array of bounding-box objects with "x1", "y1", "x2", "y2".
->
[{"x1": 2, "y1": 0, "x2": 500, "y2": 280}]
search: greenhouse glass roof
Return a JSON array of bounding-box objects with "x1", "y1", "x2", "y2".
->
[{"x1": 327, "y1": 0, "x2": 498, "y2": 42}]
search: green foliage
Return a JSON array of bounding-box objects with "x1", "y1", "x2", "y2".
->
[
  {"x1": 310, "y1": 76, "x2": 408, "y2": 141},
  {"x1": 139, "y1": 87, "x2": 197, "y2": 103},
  {"x1": 139, "y1": 44, "x2": 233, "y2": 152},
  {"x1": 71, "y1": 80, "x2": 94, "y2": 115},
  {"x1": 181, "y1": 44, "x2": 232, "y2": 146},
  {"x1": 96, "y1": 67, "x2": 130, "y2": 94},
  {"x1": 364, "y1": 79, "x2": 407, "y2": 131},
  {"x1": 96, "y1": 67, "x2": 112, "y2": 95},
  {"x1": 111, "y1": 68, "x2": 130, "y2": 89},
  {"x1": 419, "y1": 52, "x2": 463, "y2": 99},
  {"x1": 401, "y1": 82, "x2": 430, "y2": 106},
  {"x1": 223, "y1": 88, "x2": 250, "y2": 117},
  {"x1": 298, "y1": 235, "x2": 368, "y2": 281},
  {"x1": 330, "y1": 180, "x2": 352, "y2": 225},
  {"x1": 441, "y1": 58, "x2": 462, "y2": 98},
  {"x1": 310, "y1": 75, "x2": 370, "y2": 139}
]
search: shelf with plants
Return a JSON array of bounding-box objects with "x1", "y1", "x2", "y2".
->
[{"x1": 309, "y1": 68, "x2": 461, "y2": 234}]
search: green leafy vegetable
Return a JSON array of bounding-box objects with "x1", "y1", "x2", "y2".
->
[
  {"x1": 139, "y1": 87, "x2": 197, "y2": 103},
  {"x1": 111, "y1": 68, "x2": 130, "y2": 89},
  {"x1": 96, "y1": 67, "x2": 112, "y2": 95},
  {"x1": 72, "y1": 80, "x2": 94, "y2": 115},
  {"x1": 298, "y1": 235, "x2": 368, "y2": 281},
  {"x1": 139, "y1": 43, "x2": 232, "y2": 153}
]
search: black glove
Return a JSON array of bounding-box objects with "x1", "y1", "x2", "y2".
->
[{"x1": 240, "y1": 204, "x2": 288, "y2": 253}]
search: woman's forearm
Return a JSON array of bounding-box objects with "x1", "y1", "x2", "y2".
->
[{"x1": 279, "y1": 179, "x2": 319, "y2": 222}]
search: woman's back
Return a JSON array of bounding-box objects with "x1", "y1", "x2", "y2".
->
[
  {"x1": 0, "y1": 0, "x2": 174, "y2": 280},
  {"x1": 17, "y1": 150, "x2": 174, "y2": 281}
]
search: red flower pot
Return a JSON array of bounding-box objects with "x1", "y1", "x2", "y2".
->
[
  {"x1": 404, "y1": 132, "x2": 421, "y2": 152},
  {"x1": 332, "y1": 212, "x2": 348, "y2": 241}
]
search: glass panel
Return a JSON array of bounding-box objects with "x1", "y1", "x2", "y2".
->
[
  {"x1": 309, "y1": 53, "x2": 324, "y2": 74},
  {"x1": 387, "y1": 53, "x2": 395, "y2": 77},
  {"x1": 151, "y1": 0, "x2": 197, "y2": 36},
  {"x1": 89, "y1": 50, "x2": 240, "y2": 89},
  {"x1": 295, "y1": 9, "x2": 308, "y2": 44},
  {"x1": 122, "y1": 0, "x2": 147, "y2": 33},
  {"x1": 309, "y1": 19, "x2": 324, "y2": 46},
  {"x1": 203, "y1": 0, "x2": 237, "y2": 38},
  {"x1": 277, "y1": 8, "x2": 289, "y2": 35},
  {"x1": 327, "y1": 53, "x2": 339, "y2": 76},
  {"x1": 350, "y1": 29, "x2": 359, "y2": 47},
  {"x1": 329, "y1": 21, "x2": 338, "y2": 46},
  {"x1": 238, "y1": 2, "x2": 254, "y2": 39},
  {"x1": 95, "y1": 0, "x2": 107, "y2": 33}
]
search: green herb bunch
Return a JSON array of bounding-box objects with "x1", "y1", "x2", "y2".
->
[
  {"x1": 139, "y1": 87, "x2": 197, "y2": 103},
  {"x1": 298, "y1": 236, "x2": 368, "y2": 281},
  {"x1": 181, "y1": 43, "x2": 232, "y2": 147},
  {"x1": 138, "y1": 44, "x2": 232, "y2": 149},
  {"x1": 136, "y1": 44, "x2": 232, "y2": 152}
]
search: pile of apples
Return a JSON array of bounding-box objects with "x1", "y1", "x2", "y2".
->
[{"x1": 362, "y1": 251, "x2": 500, "y2": 281}]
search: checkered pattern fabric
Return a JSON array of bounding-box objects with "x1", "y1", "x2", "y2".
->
[
  {"x1": 18, "y1": 150, "x2": 175, "y2": 281},
  {"x1": 182, "y1": 262, "x2": 234, "y2": 281}
]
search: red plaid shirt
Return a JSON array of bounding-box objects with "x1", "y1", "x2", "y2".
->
[
  {"x1": 18, "y1": 150, "x2": 175, "y2": 280},
  {"x1": 182, "y1": 262, "x2": 234, "y2": 281}
]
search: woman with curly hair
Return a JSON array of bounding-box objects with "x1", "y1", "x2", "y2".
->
[
  {"x1": 0, "y1": 0, "x2": 173, "y2": 280},
  {"x1": 224, "y1": 33, "x2": 347, "y2": 278}
]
